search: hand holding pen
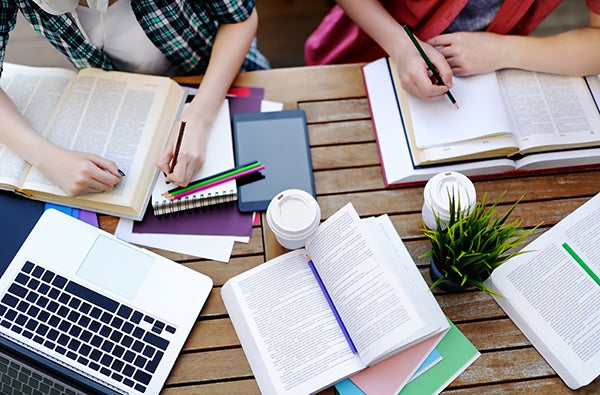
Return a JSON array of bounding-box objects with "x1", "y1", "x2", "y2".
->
[
  {"x1": 157, "y1": 118, "x2": 210, "y2": 187},
  {"x1": 399, "y1": 26, "x2": 459, "y2": 108}
]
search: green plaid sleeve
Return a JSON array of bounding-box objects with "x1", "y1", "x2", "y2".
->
[{"x1": 206, "y1": 0, "x2": 255, "y2": 23}]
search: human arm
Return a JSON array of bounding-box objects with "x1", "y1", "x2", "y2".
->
[
  {"x1": 157, "y1": 7, "x2": 259, "y2": 186},
  {"x1": 0, "y1": 88, "x2": 123, "y2": 196},
  {"x1": 428, "y1": 9, "x2": 600, "y2": 77},
  {"x1": 335, "y1": 0, "x2": 453, "y2": 101}
]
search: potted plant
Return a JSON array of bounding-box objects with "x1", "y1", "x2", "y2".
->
[{"x1": 420, "y1": 191, "x2": 538, "y2": 294}]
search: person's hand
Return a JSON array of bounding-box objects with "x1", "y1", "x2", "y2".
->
[
  {"x1": 39, "y1": 146, "x2": 123, "y2": 197},
  {"x1": 392, "y1": 37, "x2": 454, "y2": 102},
  {"x1": 157, "y1": 115, "x2": 210, "y2": 187},
  {"x1": 428, "y1": 31, "x2": 506, "y2": 76}
]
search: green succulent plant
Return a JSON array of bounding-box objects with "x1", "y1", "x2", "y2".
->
[{"x1": 420, "y1": 191, "x2": 539, "y2": 294}]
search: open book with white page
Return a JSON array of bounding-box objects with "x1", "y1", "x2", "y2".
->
[
  {"x1": 222, "y1": 203, "x2": 449, "y2": 395},
  {"x1": 363, "y1": 57, "x2": 600, "y2": 187},
  {"x1": 0, "y1": 63, "x2": 185, "y2": 219},
  {"x1": 485, "y1": 192, "x2": 600, "y2": 389}
]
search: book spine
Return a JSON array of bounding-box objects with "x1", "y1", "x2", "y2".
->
[{"x1": 153, "y1": 189, "x2": 237, "y2": 216}]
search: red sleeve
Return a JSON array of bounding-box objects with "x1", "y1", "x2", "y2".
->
[{"x1": 587, "y1": 0, "x2": 600, "y2": 15}]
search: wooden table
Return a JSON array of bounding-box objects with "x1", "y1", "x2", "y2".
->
[{"x1": 99, "y1": 64, "x2": 600, "y2": 394}]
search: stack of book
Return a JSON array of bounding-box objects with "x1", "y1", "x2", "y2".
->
[
  {"x1": 362, "y1": 57, "x2": 600, "y2": 187},
  {"x1": 221, "y1": 202, "x2": 480, "y2": 395}
]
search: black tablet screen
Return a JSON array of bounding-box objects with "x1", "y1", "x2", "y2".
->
[{"x1": 232, "y1": 110, "x2": 316, "y2": 212}]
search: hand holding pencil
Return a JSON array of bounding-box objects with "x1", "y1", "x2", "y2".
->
[
  {"x1": 396, "y1": 26, "x2": 458, "y2": 108},
  {"x1": 157, "y1": 118, "x2": 210, "y2": 187},
  {"x1": 163, "y1": 161, "x2": 265, "y2": 201}
]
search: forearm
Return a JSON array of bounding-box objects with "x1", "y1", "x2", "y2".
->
[
  {"x1": 0, "y1": 88, "x2": 57, "y2": 169},
  {"x1": 187, "y1": 8, "x2": 258, "y2": 123},
  {"x1": 336, "y1": 0, "x2": 412, "y2": 60},
  {"x1": 501, "y1": 28, "x2": 600, "y2": 76},
  {"x1": 158, "y1": 7, "x2": 259, "y2": 185},
  {"x1": 499, "y1": 11, "x2": 600, "y2": 76}
]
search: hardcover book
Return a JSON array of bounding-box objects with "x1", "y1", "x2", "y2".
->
[
  {"x1": 485, "y1": 192, "x2": 600, "y2": 389},
  {"x1": 363, "y1": 57, "x2": 600, "y2": 187},
  {"x1": 0, "y1": 63, "x2": 185, "y2": 219}
]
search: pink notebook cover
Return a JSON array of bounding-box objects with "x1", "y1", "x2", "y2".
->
[{"x1": 350, "y1": 334, "x2": 443, "y2": 394}]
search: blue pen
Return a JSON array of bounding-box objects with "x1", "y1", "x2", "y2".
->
[{"x1": 307, "y1": 257, "x2": 357, "y2": 353}]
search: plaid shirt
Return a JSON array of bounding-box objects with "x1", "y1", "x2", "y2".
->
[{"x1": 0, "y1": 0, "x2": 269, "y2": 76}]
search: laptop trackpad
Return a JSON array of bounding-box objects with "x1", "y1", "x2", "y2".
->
[{"x1": 77, "y1": 235, "x2": 154, "y2": 300}]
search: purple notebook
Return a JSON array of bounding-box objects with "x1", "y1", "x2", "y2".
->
[{"x1": 132, "y1": 203, "x2": 252, "y2": 237}]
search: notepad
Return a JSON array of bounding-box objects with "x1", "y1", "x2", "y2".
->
[{"x1": 151, "y1": 100, "x2": 238, "y2": 216}]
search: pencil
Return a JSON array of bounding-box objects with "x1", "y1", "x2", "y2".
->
[
  {"x1": 170, "y1": 119, "x2": 187, "y2": 172},
  {"x1": 166, "y1": 164, "x2": 265, "y2": 200},
  {"x1": 164, "y1": 161, "x2": 262, "y2": 198},
  {"x1": 403, "y1": 25, "x2": 459, "y2": 109}
]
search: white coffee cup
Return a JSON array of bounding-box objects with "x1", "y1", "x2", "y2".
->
[
  {"x1": 266, "y1": 189, "x2": 321, "y2": 250},
  {"x1": 422, "y1": 171, "x2": 476, "y2": 230}
]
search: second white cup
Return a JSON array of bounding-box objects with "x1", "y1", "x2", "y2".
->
[{"x1": 422, "y1": 171, "x2": 476, "y2": 230}]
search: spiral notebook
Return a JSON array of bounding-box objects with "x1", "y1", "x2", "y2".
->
[{"x1": 151, "y1": 99, "x2": 237, "y2": 216}]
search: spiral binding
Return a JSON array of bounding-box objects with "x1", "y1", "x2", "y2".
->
[{"x1": 153, "y1": 189, "x2": 237, "y2": 216}]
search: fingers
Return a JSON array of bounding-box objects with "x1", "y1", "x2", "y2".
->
[
  {"x1": 165, "y1": 162, "x2": 192, "y2": 187},
  {"x1": 397, "y1": 38, "x2": 455, "y2": 102},
  {"x1": 165, "y1": 150, "x2": 205, "y2": 187},
  {"x1": 62, "y1": 154, "x2": 123, "y2": 197},
  {"x1": 429, "y1": 50, "x2": 453, "y2": 88},
  {"x1": 160, "y1": 118, "x2": 209, "y2": 187},
  {"x1": 399, "y1": 58, "x2": 453, "y2": 101},
  {"x1": 157, "y1": 149, "x2": 174, "y2": 176}
]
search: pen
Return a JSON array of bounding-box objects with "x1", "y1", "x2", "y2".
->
[
  {"x1": 402, "y1": 25, "x2": 459, "y2": 109},
  {"x1": 307, "y1": 257, "x2": 357, "y2": 354},
  {"x1": 170, "y1": 119, "x2": 187, "y2": 173}
]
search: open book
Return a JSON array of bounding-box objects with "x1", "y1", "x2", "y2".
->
[
  {"x1": 484, "y1": 192, "x2": 600, "y2": 390},
  {"x1": 363, "y1": 57, "x2": 600, "y2": 187},
  {"x1": 222, "y1": 203, "x2": 449, "y2": 395},
  {"x1": 0, "y1": 63, "x2": 185, "y2": 219}
]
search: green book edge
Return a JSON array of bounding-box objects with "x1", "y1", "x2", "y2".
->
[
  {"x1": 335, "y1": 317, "x2": 480, "y2": 395},
  {"x1": 399, "y1": 318, "x2": 480, "y2": 395}
]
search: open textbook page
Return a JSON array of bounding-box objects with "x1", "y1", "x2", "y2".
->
[
  {"x1": 0, "y1": 65, "x2": 74, "y2": 189},
  {"x1": 362, "y1": 57, "x2": 600, "y2": 187},
  {"x1": 496, "y1": 69, "x2": 600, "y2": 154},
  {"x1": 0, "y1": 63, "x2": 185, "y2": 219},
  {"x1": 222, "y1": 203, "x2": 447, "y2": 395},
  {"x1": 306, "y1": 204, "x2": 447, "y2": 366},
  {"x1": 485, "y1": 193, "x2": 600, "y2": 389},
  {"x1": 404, "y1": 65, "x2": 600, "y2": 154}
]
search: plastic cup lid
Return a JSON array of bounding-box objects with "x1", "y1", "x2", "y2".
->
[
  {"x1": 424, "y1": 171, "x2": 476, "y2": 221},
  {"x1": 266, "y1": 189, "x2": 321, "y2": 239}
]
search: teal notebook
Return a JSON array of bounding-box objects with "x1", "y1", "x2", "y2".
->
[{"x1": 399, "y1": 319, "x2": 479, "y2": 395}]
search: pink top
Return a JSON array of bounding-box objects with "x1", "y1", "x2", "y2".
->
[{"x1": 305, "y1": 0, "x2": 600, "y2": 65}]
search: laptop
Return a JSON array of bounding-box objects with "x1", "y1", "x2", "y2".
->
[{"x1": 0, "y1": 209, "x2": 213, "y2": 394}]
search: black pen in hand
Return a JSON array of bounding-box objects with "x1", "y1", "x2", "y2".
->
[
  {"x1": 170, "y1": 119, "x2": 187, "y2": 173},
  {"x1": 403, "y1": 25, "x2": 459, "y2": 109}
]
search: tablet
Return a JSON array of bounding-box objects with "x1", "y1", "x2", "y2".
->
[{"x1": 232, "y1": 110, "x2": 316, "y2": 212}]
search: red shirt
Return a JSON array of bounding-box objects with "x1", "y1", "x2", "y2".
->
[{"x1": 305, "y1": 0, "x2": 600, "y2": 65}]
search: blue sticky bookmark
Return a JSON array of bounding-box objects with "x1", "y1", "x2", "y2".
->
[{"x1": 307, "y1": 257, "x2": 357, "y2": 353}]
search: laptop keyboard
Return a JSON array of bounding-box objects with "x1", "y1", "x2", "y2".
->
[
  {"x1": 0, "y1": 352, "x2": 87, "y2": 395},
  {"x1": 0, "y1": 261, "x2": 178, "y2": 393}
]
